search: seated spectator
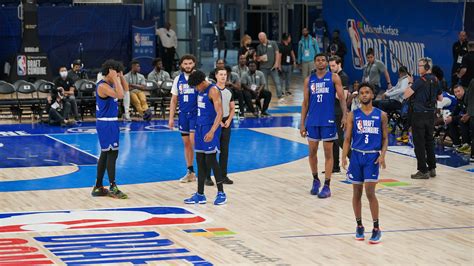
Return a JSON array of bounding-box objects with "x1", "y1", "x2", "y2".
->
[
  {"x1": 125, "y1": 60, "x2": 152, "y2": 120},
  {"x1": 240, "y1": 61, "x2": 272, "y2": 116},
  {"x1": 373, "y1": 66, "x2": 409, "y2": 113},
  {"x1": 67, "y1": 59, "x2": 88, "y2": 82},
  {"x1": 224, "y1": 66, "x2": 245, "y2": 117},
  {"x1": 48, "y1": 83, "x2": 72, "y2": 126},
  {"x1": 347, "y1": 80, "x2": 361, "y2": 111},
  {"x1": 445, "y1": 85, "x2": 470, "y2": 152},
  {"x1": 208, "y1": 58, "x2": 225, "y2": 82},
  {"x1": 232, "y1": 54, "x2": 249, "y2": 78},
  {"x1": 148, "y1": 58, "x2": 171, "y2": 85},
  {"x1": 431, "y1": 65, "x2": 449, "y2": 93},
  {"x1": 54, "y1": 66, "x2": 80, "y2": 122}
]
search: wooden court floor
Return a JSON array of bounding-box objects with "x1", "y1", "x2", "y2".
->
[{"x1": 0, "y1": 127, "x2": 473, "y2": 265}]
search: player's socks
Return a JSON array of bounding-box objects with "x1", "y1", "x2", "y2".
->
[
  {"x1": 324, "y1": 178, "x2": 331, "y2": 187},
  {"x1": 356, "y1": 218, "x2": 363, "y2": 227},
  {"x1": 373, "y1": 219, "x2": 379, "y2": 229}
]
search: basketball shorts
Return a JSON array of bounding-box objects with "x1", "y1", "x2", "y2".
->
[
  {"x1": 347, "y1": 150, "x2": 380, "y2": 184},
  {"x1": 96, "y1": 120, "x2": 119, "y2": 151},
  {"x1": 195, "y1": 124, "x2": 221, "y2": 154}
]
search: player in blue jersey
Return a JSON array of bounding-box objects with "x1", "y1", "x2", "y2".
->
[
  {"x1": 300, "y1": 53, "x2": 347, "y2": 199},
  {"x1": 184, "y1": 70, "x2": 227, "y2": 205},
  {"x1": 92, "y1": 59, "x2": 129, "y2": 199},
  {"x1": 169, "y1": 54, "x2": 198, "y2": 183},
  {"x1": 341, "y1": 83, "x2": 388, "y2": 244}
]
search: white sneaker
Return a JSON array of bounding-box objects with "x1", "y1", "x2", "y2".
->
[
  {"x1": 278, "y1": 98, "x2": 286, "y2": 104},
  {"x1": 179, "y1": 171, "x2": 196, "y2": 183}
]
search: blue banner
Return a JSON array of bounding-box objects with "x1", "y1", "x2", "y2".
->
[
  {"x1": 323, "y1": 0, "x2": 464, "y2": 86},
  {"x1": 132, "y1": 21, "x2": 156, "y2": 75}
]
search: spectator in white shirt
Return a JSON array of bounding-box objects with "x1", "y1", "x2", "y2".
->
[
  {"x1": 156, "y1": 22, "x2": 178, "y2": 74},
  {"x1": 373, "y1": 66, "x2": 409, "y2": 113}
]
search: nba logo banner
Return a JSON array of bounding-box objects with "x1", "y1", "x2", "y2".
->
[
  {"x1": 17, "y1": 55, "x2": 27, "y2": 76},
  {"x1": 0, "y1": 206, "x2": 207, "y2": 233}
]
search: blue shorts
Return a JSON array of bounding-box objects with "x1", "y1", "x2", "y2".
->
[
  {"x1": 178, "y1": 111, "x2": 197, "y2": 134},
  {"x1": 195, "y1": 124, "x2": 221, "y2": 154},
  {"x1": 306, "y1": 125, "x2": 338, "y2": 142},
  {"x1": 347, "y1": 150, "x2": 380, "y2": 184},
  {"x1": 96, "y1": 120, "x2": 119, "y2": 151}
]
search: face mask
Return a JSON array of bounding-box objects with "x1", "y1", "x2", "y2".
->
[{"x1": 60, "y1": 71, "x2": 68, "y2": 78}]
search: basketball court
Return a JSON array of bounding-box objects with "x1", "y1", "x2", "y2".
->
[{"x1": 0, "y1": 113, "x2": 472, "y2": 265}]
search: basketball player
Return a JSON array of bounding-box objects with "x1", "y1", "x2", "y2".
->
[
  {"x1": 91, "y1": 59, "x2": 128, "y2": 199},
  {"x1": 169, "y1": 55, "x2": 198, "y2": 183},
  {"x1": 184, "y1": 70, "x2": 226, "y2": 205},
  {"x1": 341, "y1": 83, "x2": 388, "y2": 244},
  {"x1": 300, "y1": 53, "x2": 347, "y2": 198}
]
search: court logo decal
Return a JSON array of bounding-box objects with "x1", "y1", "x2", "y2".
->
[
  {"x1": 0, "y1": 238, "x2": 54, "y2": 265},
  {"x1": 184, "y1": 227, "x2": 236, "y2": 237},
  {"x1": 34, "y1": 231, "x2": 211, "y2": 265},
  {"x1": 0, "y1": 206, "x2": 207, "y2": 234}
]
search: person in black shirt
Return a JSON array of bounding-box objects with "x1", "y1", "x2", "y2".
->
[
  {"x1": 451, "y1": 31, "x2": 468, "y2": 87},
  {"x1": 329, "y1": 55, "x2": 350, "y2": 173},
  {"x1": 279, "y1": 33, "x2": 296, "y2": 96},
  {"x1": 217, "y1": 19, "x2": 227, "y2": 60},
  {"x1": 446, "y1": 85, "x2": 470, "y2": 151},
  {"x1": 404, "y1": 57, "x2": 443, "y2": 179},
  {"x1": 53, "y1": 66, "x2": 80, "y2": 122},
  {"x1": 458, "y1": 41, "x2": 474, "y2": 88},
  {"x1": 327, "y1": 30, "x2": 347, "y2": 67},
  {"x1": 67, "y1": 59, "x2": 88, "y2": 82}
]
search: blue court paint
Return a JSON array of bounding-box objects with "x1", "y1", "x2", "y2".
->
[
  {"x1": 0, "y1": 135, "x2": 97, "y2": 168},
  {"x1": 268, "y1": 106, "x2": 301, "y2": 114},
  {"x1": 280, "y1": 226, "x2": 474, "y2": 239},
  {"x1": 0, "y1": 129, "x2": 309, "y2": 192}
]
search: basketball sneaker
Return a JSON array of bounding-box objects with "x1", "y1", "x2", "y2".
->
[
  {"x1": 318, "y1": 185, "x2": 331, "y2": 198},
  {"x1": 355, "y1": 226, "x2": 365, "y2": 241},
  {"x1": 396, "y1": 135, "x2": 409, "y2": 144},
  {"x1": 108, "y1": 185, "x2": 128, "y2": 199},
  {"x1": 310, "y1": 179, "x2": 321, "y2": 195},
  {"x1": 184, "y1": 193, "x2": 207, "y2": 204},
  {"x1": 179, "y1": 170, "x2": 196, "y2": 183},
  {"x1": 214, "y1": 192, "x2": 227, "y2": 205},
  {"x1": 91, "y1": 186, "x2": 109, "y2": 197},
  {"x1": 369, "y1": 228, "x2": 382, "y2": 244}
]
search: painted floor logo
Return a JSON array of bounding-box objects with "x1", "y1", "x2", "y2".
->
[
  {"x1": 184, "y1": 228, "x2": 236, "y2": 237},
  {"x1": 0, "y1": 206, "x2": 206, "y2": 233},
  {"x1": 341, "y1": 178, "x2": 410, "y2": 187}
]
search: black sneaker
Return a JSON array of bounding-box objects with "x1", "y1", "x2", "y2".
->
[
  {"x1": 286, "y1": 91, "x2": 292, "y2": 96},
  {"x1": 223, "y1": 177, "x2": 234, "y2": 184},
  {"x1": 322, "y1": 168, "x2": 341, "y2": 174},
  {"x1": 429, "y1": 169, "x2": 436, "y2": 178},
  {"x1": 261, "y1": 112, "x2": 271, "y2": 117},
  {"x1": 91, "y1": 186, "x2": 109, "y2": 197},
  {"x1": 411, "y1": 171, "x2": 429, "y2": 179},
  {"x1": 205, "y1": 178, "x2": 214, "y2": 186}
]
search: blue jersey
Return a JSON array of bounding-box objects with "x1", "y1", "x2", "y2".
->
[
  {"x1": 197, "y1": 84, "x2": 219, "y2": 126},
  {"x1": 306, "y1": 71, "x2": 335, "y2": 126},
  {"x1": 352, "y1": 108, "x2": 383, "y2": 151},
  {"x1": 96, "y1": 80, "x2": 118, "y2": 119},
  {"x1": 442, "y1": 92, "x2": 457, "y2": 112},
  {"x1": 177, "y1": 73, "x2": 197, "y2": 113}
]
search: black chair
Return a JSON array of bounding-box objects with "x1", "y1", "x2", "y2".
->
[
  {"x1": 75, "y1": 79, "x2": 96, "y2": 119},
  {"x1": 144, "y1": 80, "x2": 162, "y2": 118},
  {"x1": 14, "y1": 80, "x2": 38, "y2": 122},
  {"x1": 34, "y1": 79, "x2": 54, "y2": 119},
  {"x1": 0, "y1": 81, "x2": 19, "y2": 120}
]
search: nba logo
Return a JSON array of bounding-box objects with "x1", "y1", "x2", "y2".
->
[
  {"x1": 357, "y1": 120, "x2": 363, "y2": 133},
  {"x1": 17, "y1": 55, "x2": 27, "y2": 76},
  {"x1": 346, "y1": 19, "x2": 364, "y2": 69}
]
